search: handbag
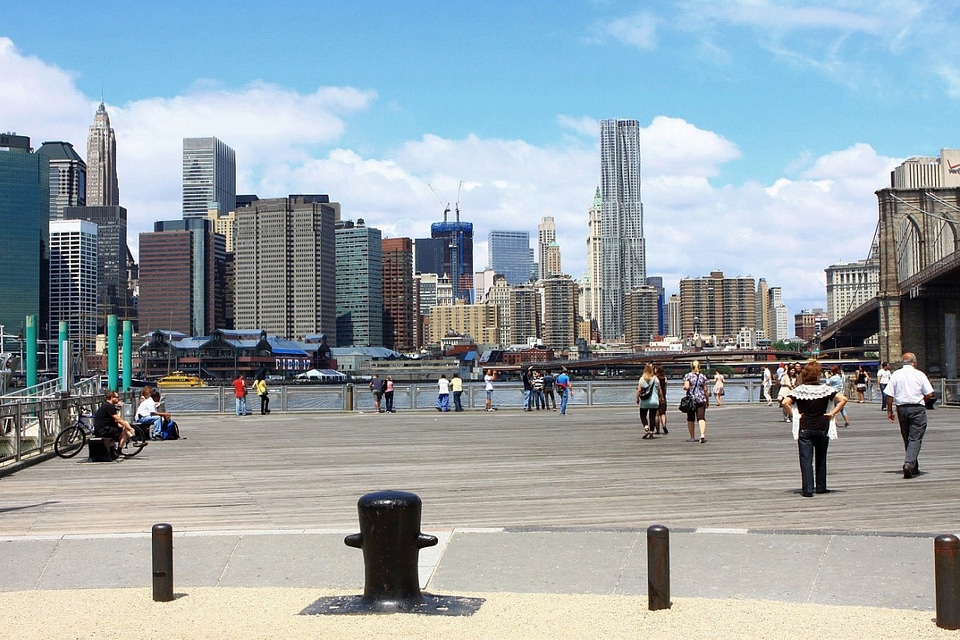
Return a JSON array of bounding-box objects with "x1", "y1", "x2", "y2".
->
[{"x1": 679, "y1": 393, "x2": 697, "y2": 414}]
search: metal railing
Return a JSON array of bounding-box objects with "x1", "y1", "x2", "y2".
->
[{"x1": 0, "y1": 389, "x2": 136, "y2": 470}]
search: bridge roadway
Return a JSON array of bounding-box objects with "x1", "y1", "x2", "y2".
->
[{"x1": 1, "y1": 401, "x2": 957, "y2": 535}]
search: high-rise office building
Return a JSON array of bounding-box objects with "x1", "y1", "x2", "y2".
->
[
  {"x1": 63, "y1": 205, "x2": 132, "y2": 330},
  {"x1": 794, "y1": 308, "x2": 829, "y2": 342},
  {"x1": 543, "y1": 241, "x2": 561, "y2": 279},
  {"x1": 825, "y1": 257, "x2": 880, "y2": 323},
  {"x1": 139, "y1": 218, "x2": 219, "y2": 336},
  {"x1": 382, "y1": 237, "x2": 415, "y2": 352},
  {"x1": 510, "y1": 285, "x2": 541, "y2": 345},
  {"x1": 429, "y1": 302, "x2": 500, "y2": 346},
  {"x1": 234, "y1": 195, "x2": 337, "y2": 341},
  {"x1": 414, "y1": 237, "x2": 446, "y2": 276},
  {"x1": 0, "y1": 134, "x2": 49, "y2": 338},
  {"x1": 488, "y1": 230, "x2": 531, "y2": 285},
  {"x1": 624, "y1": 285, "x2": 660, "y2": 346},
  {"x1": 182, "y1": 137, "x2": 236, "y2": 219},
  {"x1": 599, "y1": 119, "x2": 645, "y2": 341},
  {"x1": 584, "y1": 186, "x2": 602, "y2": 328},
  {"x1": 537, "y1": 217, "x2": 556, "y2": 280},
  {"x1": 890, "y1": 149, "x2": 960, "y2": 189},
  {"x1": 541, "y1": 275, "x2": 578, "y2": 350},
  {"x1": 86, "y1": 101, "x2": 119, "y2": 207},
  {"x1": 430, "y1": 206, "x2": 474, "y2": 301},
  {"x1": 768, "y1": 286, "x2": 788, "y2": 342},
  {"x1": 48, "y1": 219, "x2": 98, "y2": 360},
  {"x1": 335, "y1": 219, "x2": 382, "y2": 347},
  {"x1": 679, "y1": 271, "x2": 756, "y2": 340},
  {"x1": 38, "y1": 141, "x2": 85, "y2": 221}
]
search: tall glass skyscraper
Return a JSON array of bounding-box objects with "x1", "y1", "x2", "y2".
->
[
  {"x1": 182, "y1": 137, "x2": 236, "y2": 219},
  {"x1": 599, "y1": 118, "x2": 645, "y2": 341},
  {"x1": 0, "y1": 134, "x2": 48, "y2": 337},
  {"x1": 488, "y1": 230, "x2": 531, "y2": 285},
  {"x1": 336, "y1": 220, "x2": 383, "y2": 347},
  {"x1": 86, "y1": 101, "x2": 119, "y2": 207}
]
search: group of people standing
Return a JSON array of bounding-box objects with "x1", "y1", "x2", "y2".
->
[{"x1": 521, "y1": 367, "x2": 573, "y2": 415}]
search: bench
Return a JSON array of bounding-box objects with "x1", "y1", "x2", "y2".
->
[{"x1": 88, "y1": 437, "x2": 118, "y2": 462}]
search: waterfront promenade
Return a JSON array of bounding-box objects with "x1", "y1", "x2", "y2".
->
[{"x1": 1, "y1": 401, "x2": 958, "y2": 631}]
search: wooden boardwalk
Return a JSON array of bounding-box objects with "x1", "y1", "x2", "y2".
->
[{"x1": 1, "y1": 402, "x2": 957, "y2": 536}]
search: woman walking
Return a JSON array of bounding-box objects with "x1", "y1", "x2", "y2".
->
[
  {"x1": 854, "y1": 366, "x2": 869, "y2": 403},
  {"x1": 636, "y1": 363, "x2": 660, "y2": 439},
  {"x1": 655, "y1": 365, "x2": 668, "y2": 435},
  {"x1": 712, "y1": 370, "x2": 725, "y2": 406},
  {"x1": 683, "y1": 360, "x2": 709, "y2": 443},
  {"x1": 781, "y1": 360, "x2": 847, "y2": 497}
]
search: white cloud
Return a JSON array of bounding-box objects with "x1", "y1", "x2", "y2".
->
[
  {"x1": 1, "y1": 38, "x2": 897, "y2": 324},
  {"x1": 602, "y1": 11, "x2": 659, "y2": 49}
]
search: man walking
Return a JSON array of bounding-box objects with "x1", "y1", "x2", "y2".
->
[
  {"x1": 877, "y1": 361, "x2": 891, "y2": 410},
  {"x1": 886, "y1": 352, "x2": 935, "y2": 479}
]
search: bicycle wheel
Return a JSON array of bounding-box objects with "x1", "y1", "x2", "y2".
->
[
  {"x1": 54, "y1": 426, "x2": 86, "y2": 459},
  {"x1": 119, "y1": 423, "x2": 148, "y2": 457}
]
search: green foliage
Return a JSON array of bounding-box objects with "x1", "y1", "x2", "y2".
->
[{"x1": 774, "y1": 340, "x2": 804, "y2": 353}]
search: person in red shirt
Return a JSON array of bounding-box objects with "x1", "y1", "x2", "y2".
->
[{"x1": 232, "y1": 374, "x2": 248, "y2": 416}]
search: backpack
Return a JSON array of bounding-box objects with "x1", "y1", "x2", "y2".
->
[
  {"x1": 639, "y1": 379, "x2": 656, "y2": 400},
  {"x1": 160, "y1": 420, "x2": 180, "y2": 440}
]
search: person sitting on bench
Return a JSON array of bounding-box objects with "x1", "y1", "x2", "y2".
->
[
  {"x1": 94, "y1": 390, "x2": 137, "y2": 449},
  {"x1": 136, "y1": 386, "x2": 171, "y2": 439}
]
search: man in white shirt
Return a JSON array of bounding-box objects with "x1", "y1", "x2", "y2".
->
[
  {"x1": 885, "y1": 353, "x2": 935, "y2": 479},
  {"x1": 876, "y1": 361, "x2": 892, "y2": 411}
]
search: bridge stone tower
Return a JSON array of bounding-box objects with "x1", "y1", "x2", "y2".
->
[{"x1": 876, "y1": 187, "x2": 960, "y2": 377}]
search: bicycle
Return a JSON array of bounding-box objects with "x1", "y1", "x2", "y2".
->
[{"x1": 54, "y1": 402, "x2": 148, "y2": 459}]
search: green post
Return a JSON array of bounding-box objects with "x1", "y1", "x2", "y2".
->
[
  {"x1": 108, "y1": 315, "x2": 118, "y2": 391},
  {"x1": 26, "y1": 315, "x2": 37, "y2": 388},
  {"x1": 58, "y1": 321, "x2": 68, "y2": 385},
  {"x1": 122, "y1": 321, "x2": 132, "y2": 391}
]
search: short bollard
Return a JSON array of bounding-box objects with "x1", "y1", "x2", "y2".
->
[
  {"x1": 152, "y1": 523, "x2": 174, "y2": 602},
  {"x1": 935, "y1": 534, "x2": 960, "y2": 630},
  {"x1": 647, "y1": 524, "x2": 671, "y2": 610},
  {"x1": 300, "y1": 490, "x2": 483, "y2": 616}
]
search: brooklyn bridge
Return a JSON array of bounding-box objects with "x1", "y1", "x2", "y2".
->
[{"x1": 817, "y1": 186, "x2": 960, "y2": 378}]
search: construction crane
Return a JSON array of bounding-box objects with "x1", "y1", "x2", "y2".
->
[
  {"x1": 454, "y1": 180, "x2": 462, "y2": 222},
  {"x1": 428, "y1": 184, "x2": 451, "y2": 222}
]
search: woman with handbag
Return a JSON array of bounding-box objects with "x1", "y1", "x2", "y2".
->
[
  {"x1": 636, "y1": 363, "x2": 660, "y2": 439},
  {"x1": 682, "y1": 360, "x2": 710, "y2": 443}
]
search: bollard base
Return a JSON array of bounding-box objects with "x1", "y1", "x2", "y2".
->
[{"x1": 300, "y1": 593, "x2": 484, "y2": 616}]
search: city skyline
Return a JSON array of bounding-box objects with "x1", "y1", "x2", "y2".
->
[{"x1": 5, "y1": 3, "x2": 960, "y2": 321}]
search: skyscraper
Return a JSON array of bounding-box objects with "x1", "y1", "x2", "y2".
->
[
  {"x1": 0, "y1": 133, "x2": 48, "y2": 337},
  {"x1": 86, "y1": 101, "x2": 119, "y2": 206},
  {"x1": 48, "y1": 219, "x2": 98, "y2": 360},
  {"x1": 429, "y1": 204, "x2": 474, "y2": 302},
  {"x1": 182, "y1": 137, "x2": 236, "y2": 219},
  {"x1": 335, "y1": 219, "x2": 383, "y2": 347},
  {"x1": 599, "y1": 119, "x2": 645, "y2": 341},
  {"x1": 679, "y1": 271, "x2": 756, "y2": 340},
  {"x1": 234, "y1": 195, "x2": 337, "y2": 341},
  {"x1": 488, "y1": 230, "x2": 531, "y2": 285},
  {"x1": 38, "y1": 141, "x2": 85, "y2": 221},
  {"x1": 537, "y1": 217, "x2": 556, "y2": 280},
  {"x1": 541, "y1": 275, "x2": 578, "y2": 350},
  {"x1": 382, "y1": 237, "x2": 415, "y2": 352},
  {"x1": 583, "y1": 186, "x2": 602, "y2": 328},
  {"x1": 139, "y1": 218, "x2": 219, "y2": 336},
  {"x1": 63, "y1": 205, "x2": 132, "y2": 331}
]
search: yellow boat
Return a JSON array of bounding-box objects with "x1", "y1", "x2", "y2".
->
[{"x1": 157, "y1": 371, "x2": 207, "y2": 389}]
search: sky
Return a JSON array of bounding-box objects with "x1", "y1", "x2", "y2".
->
[{"x1": 3, "y1": 1, "x2": 960, "y2": 334}]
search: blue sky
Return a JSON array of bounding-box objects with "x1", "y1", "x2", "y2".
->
[{"x1": 4, "y1": 1, "x2": 960, "y2": 334}]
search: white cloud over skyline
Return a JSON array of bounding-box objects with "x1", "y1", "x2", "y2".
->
[{"x1": 1, "y1": 36, "x2": 899, "y2": 333}]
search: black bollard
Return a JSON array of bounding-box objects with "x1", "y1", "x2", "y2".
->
[
  {"x1": 344, "y1": 490, "x2": 438, "y2": 610},
  {"x1": 935, "y1": 534, "x2": 960, "y2": 630},
  {"x1": 301, "y1": 490, "x2": 483, "y2": 616},
  {"x1": 647, "y1": 524, "x2": 671, "y2": 611},
  {"x1": 152, "y1": 523, "x2": 174, "y2": 602}
]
